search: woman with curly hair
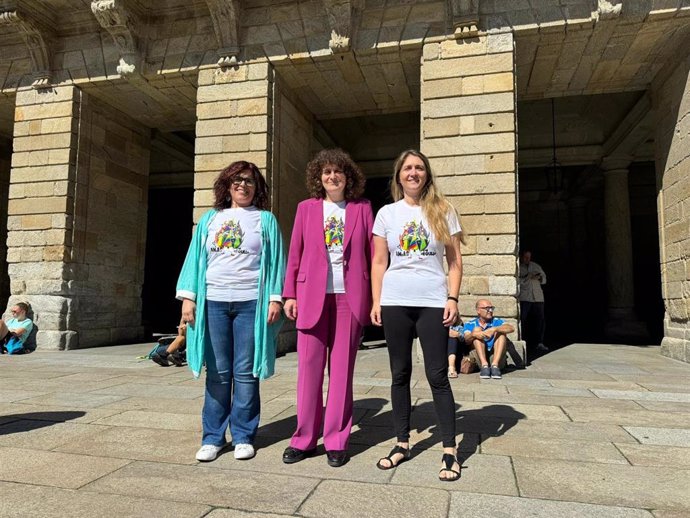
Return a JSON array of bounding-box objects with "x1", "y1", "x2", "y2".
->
[
  {"x1": 176, "y1": 161, "x2": 286, "y2": 462},
  {"x1": 371, "y1": 149, "x2": 463, "y2": 481},
  {"x1": 282, "y1": 148, "x2": 373, "y2": 468}
]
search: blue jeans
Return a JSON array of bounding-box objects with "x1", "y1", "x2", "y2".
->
[{"x1": 203, "y1": 299, "x2": 259, "y2": 446}]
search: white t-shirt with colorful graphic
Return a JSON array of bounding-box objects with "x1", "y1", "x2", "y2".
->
[
  {"x1": 324, "y1": 200, "x2": 346, "y2": 294},
  {"x1": 205, "y1": 207, "x2": 262, "y2": 302},
  {"x1": 373, "y1": 199, "x2": 461, "y2": 308}
]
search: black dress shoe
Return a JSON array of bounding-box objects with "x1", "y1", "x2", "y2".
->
[
  {"x1": 326, "y1": 450, "x2": 348, "y2": 467},
  {"x1": 282, "y1": 446, "x2": 316, "y2": 464}
]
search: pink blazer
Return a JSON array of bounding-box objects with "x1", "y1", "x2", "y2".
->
[{"x1": 283, "y1": 197, "x2": 374, "y2": 330}]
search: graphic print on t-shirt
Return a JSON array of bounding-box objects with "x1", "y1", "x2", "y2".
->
[
  {"x1": 211, "y1": 220, "x2": 247, "y2": 254},
  {"x1": 324, "y1": 216, "x2": 344, "y2": 251},
  {"x1": 397, "y1": 220, "x2": 435, "y2": 257}
]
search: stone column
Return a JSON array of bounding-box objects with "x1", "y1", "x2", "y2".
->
[
  {"x1": 601, "y1": 159, "x2": 649, "y2": 341},
  {"x1": 194, "y1": 63, "x2": 274, "y2": 219},
  {"x1": 6, "y1": 85, "x2": 150, "y2": 349},
  {"x1": 653, "y1": 51, "x2": 690, "y2": 363},
  {"x1": 420, "y1": 31, "x2": 523, "y2": 364},
  {"x1": 0, "y1": 140, "x2": 10, "y2": 309}
]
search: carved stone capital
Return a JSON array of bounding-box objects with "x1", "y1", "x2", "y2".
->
[
  {"x1": 322, "y1": 0, "x2": 363, "y2": 53},
  {"x1": 91, "y1": 0, "x2": 141, "y2": 77},
  {"x1": 449, "y1": 0, "x2": 480, "y2": 39},
  {"x1": 0, "y1": 9, "x2": 54, "y2": 88},
  {"x1": 205, "y1": 0, "x2": 241, "y2": 67}
]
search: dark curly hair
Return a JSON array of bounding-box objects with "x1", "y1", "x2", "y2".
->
[
  {"x1": 305, "y1": 148, "x2": 365, "y2": 200},
  {"x1": 213, "y1": 161, "x2": 270, "y2": 211}
]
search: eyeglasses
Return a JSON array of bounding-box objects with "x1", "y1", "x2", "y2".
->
[
  {"x1": 322, "y1": 168, "x2": 344, "y2": 177},
  {"x1": 478, "y1": 306, "x2": 495, "y2": 312},
  {"x1": 232, "y1": 177, "x2": 255, "y2": 187}
]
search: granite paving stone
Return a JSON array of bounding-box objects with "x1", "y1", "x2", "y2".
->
[
  {"x1": 90, "y1": 383, "x2": 204, "y2": 399},
  {"x1": 2, "y1": 341, "x2": 689, "y2": 516},
  {"x1": 623, "y1": 427, "x2": 690, "y2": 447},
  {"x1": 18, "y1": 392, "x2": 131, "y2": 409},
  {"x1": 593, "y1": 389, "x2": 690, "y2": 403},
  {"x1": 83, "y1": 460, "x2": 319, "y2": 513},
  {"x1": 0, "y1": 420, "x2": 108, "y2": 450},
  {"x1": 635, "y1": 400, "x2": 690, "y2": 412},
  {"x1": 513, "y1": 457, "x2": 690, "y2": 510},
  {"x1": 205, "y1": 510, "x2": 291, "y2": 518},
  {"x1": 92, "y1": 410, "x2": 202, "y2": 431},
  {"x1": 448, "y1": 492, "x2": 654, "y2": 517},
  {"x1": 0, "y1": 481, "x2": 211, "y2": 518},
  {"x1": 54, "y1": 426, "x2": 202, "y2": 464},
  {"x1": 0, "y1": 446, "x2": 131, "y2": 488},
  {"x1": 615, "y1": 444, "x2": 690, "y2": 469},
  {"x1": 0, "y1": 403, "x2": 125, "y2": 423},
  {"x1": 562, "y1": 406, "x2": 690, "y2": 427},
  {"x1": 98, "y1": 396, "x2": 204, "y2": 414},
  {"x1": 298, "y1": 479, "x2": 449, "y2": 517},
  {"x1": 481, "y1": 435, "x2": 629, "y2": 464},
  {"x1": 390, "y1": 449, "x2": 519, "y2": 495}
]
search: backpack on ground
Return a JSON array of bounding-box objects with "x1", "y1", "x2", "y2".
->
[{"x1": 5, "y1": 336, "x2": 25, "y2": 355}]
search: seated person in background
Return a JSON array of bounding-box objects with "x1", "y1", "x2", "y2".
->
[
  {"x1": 447, "y1": 318, "x2": 467, "y2": 378},
  {"x1": 151, "y1": 319, "x2": 187, "y2": 367},
  {"x1": 462, "y1": 299, "x2": 515, "y2": 380},
  {"x1": 1, "y1": 302, "x2": 34, "y2": 354}
]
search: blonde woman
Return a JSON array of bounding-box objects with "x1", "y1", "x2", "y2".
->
[{"x1": 370, "y1": 150, "x2": 463, "y2": 481}]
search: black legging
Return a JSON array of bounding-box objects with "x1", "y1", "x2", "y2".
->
[{"x1": 381, "y1": 305, "x2": 456, "y2": 448}]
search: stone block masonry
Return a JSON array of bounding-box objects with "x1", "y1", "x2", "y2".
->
[
  {"x1": 5, "y1": 86, "x2": 150, "y2": 349},
  {"x1": 421, "y1": 33, "x2": 519, "y2": 343},
  {"x1": 194, "y1": 63, "x2": 274, "y2": 222},
  {"x1": 654, "y1": 51, "x2": 690, "y2": 363},
  {"x1": 0, "y1": 146, "x2": 10, "y2": 309}
]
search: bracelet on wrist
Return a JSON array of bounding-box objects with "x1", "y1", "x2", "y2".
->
[{"x1": 447, "y1": 296, "x2": 459, "y2": 302}]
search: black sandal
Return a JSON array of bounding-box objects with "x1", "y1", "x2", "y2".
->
[
  {"x1": 376, "y1": 445, "x2": 411, "y2": 470},
  {"x1": 438, "y1": 453, "x2": 460, "y2": 482}
]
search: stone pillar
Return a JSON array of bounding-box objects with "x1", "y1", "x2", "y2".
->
[
  {"x1": 601, "y1": 159, "x2": 648, "y2": 341},
  {"x1": 653, "y1": 51, "x2": 690, "y2": 363},
  {"x1": 194, "y1": 63, "x2": 274, "y2": 220},
  {"x1": 6, "y1": 85, "x2": 150, "y2": 349},
  {"x1": 420, "y1": 31, "x2": 523, "y2": 363},
  {"x1": 0, "y1": 140, "x2": 10, "y2": 309}
]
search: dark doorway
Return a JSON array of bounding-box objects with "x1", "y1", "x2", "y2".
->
[
  {"x1": 518, "y1": 162, "x2": 663, "y2": 347},
  {"x1": 142, "y1": 187, "x2": 194, "y2": 335}
]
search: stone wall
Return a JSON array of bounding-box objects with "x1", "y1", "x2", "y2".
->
[
  {"x1": 6, "y1": 86, "x2": 150, "y2": 349},
  {"x1": 653, "y1": 52, "x2": 690, "y2": 363},
  {"x1": 73, "y1": 96, "x2": 151, "y2": 347},
  {"x1": 0, "y1": 141, "x2": 10, "y2": 310},
  {"x1": 194, "y1": 63, "x2": 274, "y2": 221},
  {"x1": 420, "y1": 32, "x2": 520, "y2": 343},
  {"x1": 272, "y1": 79, "x2": 313, "y2": 240}
]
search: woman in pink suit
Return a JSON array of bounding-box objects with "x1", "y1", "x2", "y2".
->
[{"x1": 282, "y1": 148, "x2": 373, "y2": 468}]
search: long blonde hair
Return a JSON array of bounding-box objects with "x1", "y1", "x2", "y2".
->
[{"x1": 391, "y1": 150, "x2": 462, "y2": 245}]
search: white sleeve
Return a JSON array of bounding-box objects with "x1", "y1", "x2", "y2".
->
[
  {"x1": 372, "y1": 205, "x2": 388, "y2": 237},
  {"x1": 447, "y1": 207, "x2": 462, "y2": 235}
]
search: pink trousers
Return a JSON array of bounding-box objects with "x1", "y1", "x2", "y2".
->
[{"x1": 290, "y1": 293, "x2": 362, "y2": 451}]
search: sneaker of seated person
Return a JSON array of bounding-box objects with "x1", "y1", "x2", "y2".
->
[
  {"x1": 536, "y1": 343, "x2": 549, "y2": 352},
  {"x1": 490, "y1": 365, "x2": 502, "y2": 379},
  {"x1": 479, "y1": 365, "x2": 491, "y2": 379}
]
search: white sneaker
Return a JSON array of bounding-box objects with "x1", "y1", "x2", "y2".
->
[
  {"x1": 233, "y1": 443, "x2": 255, "y2": 460},
  {"x1": 196, "y1": 443, "x2": 225, "y2": 462}
]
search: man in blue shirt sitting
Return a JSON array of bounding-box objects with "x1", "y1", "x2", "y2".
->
[
  {"x1": 1, "y1": 302, "x2": 34, "y2": 354},
  {"x1": 453, "y1": 299, "x2": 514, "y2": 379}
]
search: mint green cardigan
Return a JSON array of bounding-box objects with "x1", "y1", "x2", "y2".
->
[{"x1": 176, "y1": 209, "x2": 286, "y2": 379}]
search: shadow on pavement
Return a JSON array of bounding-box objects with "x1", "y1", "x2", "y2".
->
[{"x1": 0, "y1": 411, "x2": 86, "y2": 435}]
